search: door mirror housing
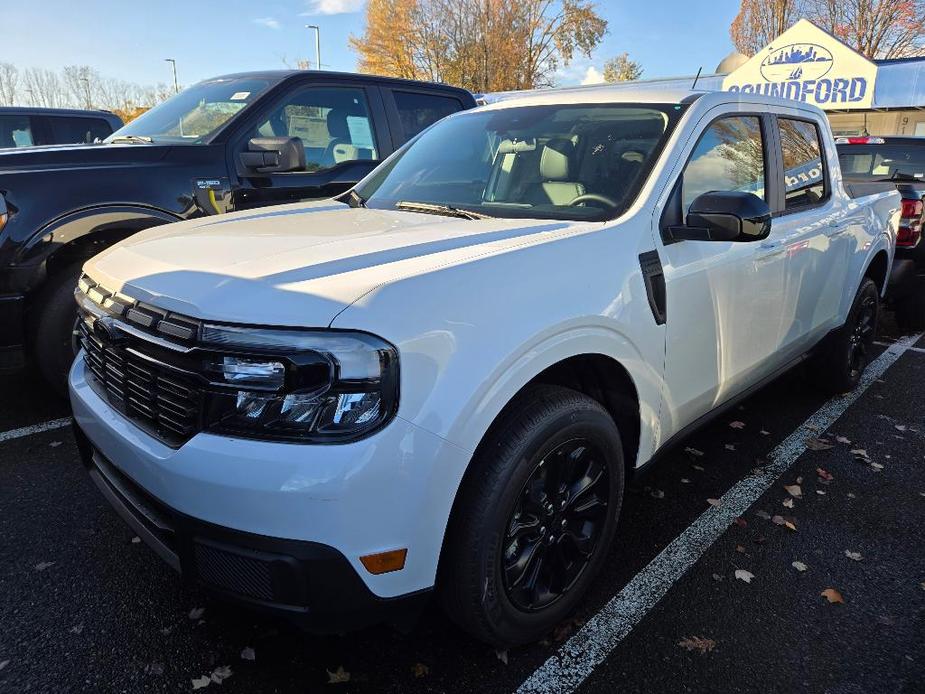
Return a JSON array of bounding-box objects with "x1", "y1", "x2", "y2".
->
[
  {"x1": 239, "y1": 137, "x2": 306, "y2": 174},
  {"x1": 668, "y1": 191, "x2": 771, "y2": 242}
]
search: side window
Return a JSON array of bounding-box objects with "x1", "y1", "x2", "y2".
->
[
  {"x1": 0, "y1": 115, "x2": 34, "y2": 148},
  {"x1": 252, "y1": 87, "x2": 378, "y2": 172},
  {"x1": 779, "y1": 118, "x2": 827, "y2": 210},
  {"x1": 681, "y1": 116, "x2": 765, "y2": 214},
  {"x1": 50, "y1": 117, "x2": 114, "y2": 144},
  {"x1": 392, "y1": 91, "x2": 463, "y2": 139}
]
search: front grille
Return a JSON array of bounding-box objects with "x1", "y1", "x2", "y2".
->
[{"x1": 79, "y1": 320, "x2": 202, "y2": 446}]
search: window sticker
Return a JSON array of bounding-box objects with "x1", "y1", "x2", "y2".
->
[
  {"x1": 230, "y1": 91, "x2": 251, "y2": 101},
  {"x1": 346, "y1": 116, "x2": 374, "y2": 148}
]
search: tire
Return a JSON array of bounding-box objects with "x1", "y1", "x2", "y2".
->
[
  {"x1": 29, "y1": 262, "x2": 83, "y2": 396},
  {"x1": 894, "y1": 276, "x2": 925, "y2": 332},
  {"x1": 439, "y1": 385, "x2": 625, "y2": 647},
  {"x1": 813, "y1": 277, "x2": 879, "y2": 394}
]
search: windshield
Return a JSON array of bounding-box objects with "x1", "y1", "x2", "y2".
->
[
  {"x1": 838, "y1": 144, "x2": 925, "y2": 182},
  {"x1": 357, "y1": 103, "x2": 685, "y2": 221},
  {"x1": 106, "y1": 77, "x2": 274, "y2": 145}
]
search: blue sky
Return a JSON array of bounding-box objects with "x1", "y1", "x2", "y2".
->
[{"x1": 3, "y1": 0, "x2": 741, "y2": 89}]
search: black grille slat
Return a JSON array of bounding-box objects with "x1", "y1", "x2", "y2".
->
[
  {"x1": 78, "y1": 317, "x2": 202, "y2": 447},
  {"x1": 193, "y1": 543, "x2": 275, "y2": 602}
]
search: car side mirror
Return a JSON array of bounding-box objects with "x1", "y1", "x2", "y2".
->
[
  {"x1": 668, "y1": 191, "x2": 771, "y2": 242},
  {"x1": 239, "y1": 137, "x2": 305, "y2": 174}
]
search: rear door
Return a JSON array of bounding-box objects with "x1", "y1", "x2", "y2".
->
[
  {"x1": 229, "y1": 78, "x2": 392, "y2": 210},
  {"x1": 44, "y1": 116, "x2": 116, "y2": 144}
]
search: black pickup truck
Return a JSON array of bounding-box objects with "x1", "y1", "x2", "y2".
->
[
  {"x1": 837, "y1": 136, "x2": 925, "y2": 329},
  {"x1": 0, "y1": 71, "x2": 475, "y2": 390}
]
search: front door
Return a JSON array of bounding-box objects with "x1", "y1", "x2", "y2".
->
[
  {"x1": 231, "y1": 83, "x2": 386, "y2": 210},
  {"x1": 658, "y1": 112, "x2": 788, "y2": 432}
]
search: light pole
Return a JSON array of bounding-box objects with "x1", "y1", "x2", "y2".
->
[
  {"x1": 164, "y1": 58, "x2": 179, "y2": 94},
  {"x1": 305, "y1": 25, "x2": 321, "y2": 70}
]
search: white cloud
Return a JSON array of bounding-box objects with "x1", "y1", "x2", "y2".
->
[
  {"x1": 580, "y1": 66, "x2": 605, "y2": 85},
  {"x1": 254, "y1": 16, "x2": 281, "y2": 29},
  {"x1": 301, "y1": 0, "x2": 364, "y2": 15}
]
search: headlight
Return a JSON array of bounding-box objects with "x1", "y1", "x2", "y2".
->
[{"x1": 200, "y1": 325, "x2": 399, "y2": 443}]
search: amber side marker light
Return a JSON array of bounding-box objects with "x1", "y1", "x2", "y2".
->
[{"x1": 360, "y1": 548, "x2": 408, "y2": 574}]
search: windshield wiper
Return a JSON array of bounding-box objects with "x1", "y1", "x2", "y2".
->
[
  {"x1": 345, "y1": 189, "x2": 367, "y2": 208},
  {"x1": 395, "y1": 201, "x2": 492, "y2": 220},
  {"x1": 107, "y1": 135, "x2": 154, "y2": 145}
]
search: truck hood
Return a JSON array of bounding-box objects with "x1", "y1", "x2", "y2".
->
[
  {"x1": 85, "y1": 200, "x2": 581, "y2": 327},
  {"x1": 0, "y1": 141, "x2": 171, "y2": 172}
]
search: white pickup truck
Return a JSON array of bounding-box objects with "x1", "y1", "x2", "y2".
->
[{"x1": 69, "y1": 87, "x2": 899, "y2": 646}]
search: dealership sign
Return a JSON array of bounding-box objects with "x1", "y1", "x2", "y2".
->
[{"x1": 723, "y1": 19, "x2": 878, "y2": 110}]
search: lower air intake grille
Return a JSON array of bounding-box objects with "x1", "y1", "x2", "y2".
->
[{"x1": 193, "y1": 542, "x2": 275, "y2": 602}]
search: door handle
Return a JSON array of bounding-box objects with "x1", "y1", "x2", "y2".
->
[{"x1": 826, "y1": 221, "x2": 849, "y2": 237}]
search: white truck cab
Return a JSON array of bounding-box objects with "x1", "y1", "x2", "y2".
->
[{"x1": 69, "y1": 87, "x2": 899, "y2": 646}]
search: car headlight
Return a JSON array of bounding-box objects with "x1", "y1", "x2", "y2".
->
[{"x1": 200, "y1": 325, "x2": 399, "y2": 443}]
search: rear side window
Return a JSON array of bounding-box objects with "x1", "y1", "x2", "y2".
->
[
  {"x1": 392, "y1": 91, "x2": 463, "y2": 139},
  {"x1": 838, "y1": 145, "x2": 925, "y2": 181},
  {"x1": 681, "y1": 116, "x2": 766, "y2": 214},
  {"x1": 779, "y1": 118, "x2": 827, "y2": 210},
  {"x1": 49, "y1": 117, "x2": 115, "y2": 144},
  {"x1": 0, "y1": 115, "x2": 34, "y2": 147}
]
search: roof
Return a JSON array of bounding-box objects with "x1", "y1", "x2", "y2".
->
[
  {"x1": 205, "y1": 69, "x2": 473, "y2": 95},
  {"x1": 0, "y1": 106, "x2": 119, "y2": 118}
]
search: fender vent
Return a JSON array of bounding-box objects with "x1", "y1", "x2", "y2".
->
[{"x1": 639, "y1": 251, "x2": 667, "y2": 325}]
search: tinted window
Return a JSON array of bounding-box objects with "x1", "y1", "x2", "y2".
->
[
  {"x1": 49, "y1": 116, "x2": 114, "y2": 144},
  {"x1": 682, "y1": 116, "x2": 765, "y2": 213},
  {"x1": 0, "y1": 115, "x2": 34, "y2": 148},
  {"x1": 779, "y1": 118, "x2": 826, "y2": 209},
  {"x1": 252, "y1": 87, "x2": 378, "y2": 172},
  {"x1": 393, "y1": 91, "x2": 463, "y2": 138},
  {"x1": 838, "y1": 145, "x2": 925, "y2": 182}
]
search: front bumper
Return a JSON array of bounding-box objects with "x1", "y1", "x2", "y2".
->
[{"x1": 69, "y1": 353, "x2": 472, "y2": 630}]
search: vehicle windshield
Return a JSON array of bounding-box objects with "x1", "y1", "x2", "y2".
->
[
  {"x1": 357, "y1": 102, "x2": 685, "y2": 221},
  {"x1": 105, "y1": 77, "x2": 274, "y2": 145},
  {"x1": 838, "y1": 144, "x2": 925, "y2": 182}
]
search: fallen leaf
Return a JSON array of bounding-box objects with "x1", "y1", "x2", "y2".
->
[
  {"x1": 816, "y1": 468, "x2": 834, "y2": 482},
  {"x1": 650, "y1": 489, "x2": 665, "y2": 499},
  {"x1": 69, "y1": 624, "x2": 83, "y2": 634},
  {"x1": 191, "y1": 675, "x2": 211, "y2": 690},
  {"x1": 734, "y1": 569, "x2": 754, "y2": 583},
  {"x1": 240, "y1": 647, "x2": 255, "y2": 661},
  {"x1": 735, "y1": 544, "x2": 746, "y2": 554},
  {"x1": 821, "y1": 588, "x2": 844, "y2": 604},
  {"x1": 847, "y1": 492, "x2": 856, "y2": 498},
  {"x1": 49, "y1": 441, "x2": 62, "y2": 448},
  {"x1": 34, "y1": 561, "x2": 54, "y2": 571},
  {"x1": 188, "y1": 607, "x2": 205, "y2": 620},
  {"x1": 0, "y1": 661, "x2": 8, "y2": 672},
  {"x1": 210, "y1": 666, "x2": 232, "y2": 684},
  {"x1": 725, "y1": 444, "x2": 736, "y2": 451},
  {"x1": 871, "y1": 462, "x2": 884, "y2": 471},
  {"x1": 729, "y1": 421, "x2": 745, "y2": 429},
  {"x1": 806, "y1": 438, "x2": 833, "y2": 451},
  {"x1": 495, "y1": 650, "x2": 509, "y2": 665},
  {"x1": 707, "y1": 498, "x2": 721, "y2": 507},
  {"x1": 782, "y1": 498, "x2": 794, "y2": 509},
  {"x1": 692, "y1": 464, "x2": 705, "y2": 471},
  {"x1": 131, "y1": 536, "x2": 141, "y2": 544},
  {"x1": 755, "y1": 510, "x2": 771, "y2": 520},
  {"x1": 792, "y1": 561, "x2": 808, "y2": 572},
  {"x1": 772, "y1": 515, "x2": 786, "y2": 525},
  {"x1": 844, "y1": 550, "x2": 863, "y2": 561},
  {"x1": 684, "y1": 447, "x2": 704, "y2": 457},
  {"x1": 327, "y1": 666, "x2": 351, "y2": 684},
  {"x1": 816, "y1": 490, "x2": 826, "y2": 495},
  {"x1": 411, "y1": 663, "x2": 429, "y2": 678},
  {"x1": 836, "y1": 436, "x2": 851, "y2": 444},
  {"x1": 711, "y1": 573, "x2": 724, "y2": 581},
  {"x1": 784, "y1": 520, "x2": 797, "y2": 532},
  {"x1": 760, "y1": 429, "x2": 770, "y2": 435},
  {"x1": 784, "y1": 484, "x2": 802, "y2": 498},
  {"x1": 895, "y1": 424, "x2": 907, "y2": 432},
  {"x1": 680, "y1": 478, "x2": 691, "y2": 484},
  {"x1": 677, "y1": 636, "x2": 716, "y2": 654},
  {"x1": 850, "y1": 449, "x2": 869, "y2": 459}
]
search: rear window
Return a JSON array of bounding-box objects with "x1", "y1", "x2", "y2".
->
[
  {"x1": 838, "y1": 144, "x2": 925, "y2": 182},
  {"x1": 49, "y1": 116, "x2": 114, "y2": 144}
]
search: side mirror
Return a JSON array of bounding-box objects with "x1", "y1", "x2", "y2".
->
[
  {"x1": 668, "y1": 191, "x2": 771, "y2": 242},
  {"x1": 239, "y1": 137, "x2": 305, "y2": 174}
]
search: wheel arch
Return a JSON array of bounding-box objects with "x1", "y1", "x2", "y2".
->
[{"x1": 863, "y1": 248, "x2": 889, "y2": 297}]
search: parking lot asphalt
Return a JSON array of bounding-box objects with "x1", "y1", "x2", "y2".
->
[{"x1": 1, "y1": 329, "x2": 923, "y2": 694}]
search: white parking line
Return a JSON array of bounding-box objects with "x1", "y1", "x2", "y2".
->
[
  {"x1": 516, "y1": 332, "x2": 922, "y2": 694},
  {"x1": 0, "y1": 418, "x2": 72, "y2": 444}
]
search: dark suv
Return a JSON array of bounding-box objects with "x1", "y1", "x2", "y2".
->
[
  {"x1": 0, "y1": 107, "x2": 123, "y2": 148},
  {"x1": 0, "y1": 71, "x2": 475, "y2": 390}
]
